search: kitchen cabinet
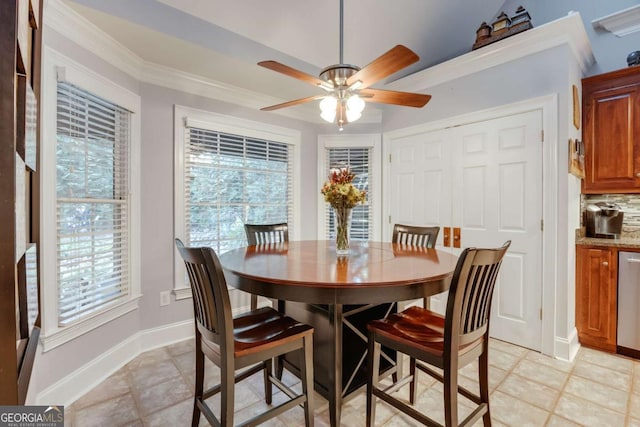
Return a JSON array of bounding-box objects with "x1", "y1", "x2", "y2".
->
[
  {"x1": 575, "y1": 246, "x2": 617, "y2": 352},
  {"x1": 582, "y1": 67, "x2": 640, "y2": 193}
]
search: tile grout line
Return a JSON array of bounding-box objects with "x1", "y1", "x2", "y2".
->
[
  {"x1": 543, "y1": 351, "x2": 578, "y2": 427},
  {"x1": 488, "y1": 347, "x2": 543, "y2": 426},
  {"x1": 124, "y1": 357, "x2": 147, "y2": 425}
]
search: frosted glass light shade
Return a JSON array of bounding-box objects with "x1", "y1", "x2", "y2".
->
[
  {"x1": 346, "y1": 109, "x2": 361, "y2": 122},
  {"x1": 346, "y1": 95, "x2": 365, "y2": 113},
  {"x1": 320, "y1": 96, "x2": 338, "y2": 122}
]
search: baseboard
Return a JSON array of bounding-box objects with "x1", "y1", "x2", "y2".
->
[
  {"x1": 35, "y1": 319, "x2": 194, "y2": 406},
  {"x1": 554, "y1": 327, "x2": 580, "y2": 362}
]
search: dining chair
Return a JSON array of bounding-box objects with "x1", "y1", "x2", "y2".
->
[
  {"x1": 392, "y1": 224, "x2": 440, "y2": 309},
  {"x1": 175, "y1": 239, "x2": 315, "y2": 427},
  {"x1": 244, "y1": 223, "x2": 289, "y2": 310},
  {"x1": 366, "y1": 241, "x2": 511, "y2": 427},
  {"x1": 392, "y1": 224, "x2": 440, "y2": 248}
]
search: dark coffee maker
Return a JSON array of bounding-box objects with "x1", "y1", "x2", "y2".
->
[{"x1": 584, "y1": 202, "x2": 624, "y2": 239}]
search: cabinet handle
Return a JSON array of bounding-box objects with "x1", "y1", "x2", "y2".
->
[{"x1": 602, "y1": 261, "x2": 609, "y2": 266}]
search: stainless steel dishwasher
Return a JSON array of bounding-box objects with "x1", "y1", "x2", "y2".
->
[{"x1": 618, "y1": 251, "x2": 640, "y2": 358}]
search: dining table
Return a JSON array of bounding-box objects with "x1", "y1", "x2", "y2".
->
[{"x1": 218, "y1": 240, "x2": 458, "y2": 426}]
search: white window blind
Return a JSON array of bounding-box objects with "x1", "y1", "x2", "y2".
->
[
  {"x1": 323, "y1": 147, "x2": 372, "y2": 240},
  {"x1": 184, "y1": 126, "x2": 294, "y2": 254},
  {"x1": 56, "y1": 81, "x2": 131, "y2": 326}
]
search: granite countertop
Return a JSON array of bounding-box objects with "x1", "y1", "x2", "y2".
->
[{"x1": 575, "y1": 229, "x2": 640, "y2": 249}]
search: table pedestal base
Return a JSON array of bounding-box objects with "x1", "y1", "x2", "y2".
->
[{"x1": 281, "y1": 302, "x2": 396, "y2": 426}]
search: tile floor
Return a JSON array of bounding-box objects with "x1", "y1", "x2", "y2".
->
[{"x1": 64, "y1": 338, "x2": 640, "y2": 426}]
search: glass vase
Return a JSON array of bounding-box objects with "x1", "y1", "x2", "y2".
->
[{"x1": 333, "y1": 206, "x2": 352, "y2": 256}]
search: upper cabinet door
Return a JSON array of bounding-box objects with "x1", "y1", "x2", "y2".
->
[{"x1": 582, "y1": 67, "x2": 640, "y2": 194}]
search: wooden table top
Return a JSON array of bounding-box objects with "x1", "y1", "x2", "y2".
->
[{"x1": 219, "y1": 241, "x2": 458, "y2": 304}]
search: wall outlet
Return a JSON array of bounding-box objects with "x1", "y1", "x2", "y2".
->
[{"x1": 160, "y1": 291, "x2": 171, "y2": 306}]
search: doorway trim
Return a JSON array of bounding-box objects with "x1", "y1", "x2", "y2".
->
[{"x1": 382, "y1": 94, "x2": 559, "y2": 357}]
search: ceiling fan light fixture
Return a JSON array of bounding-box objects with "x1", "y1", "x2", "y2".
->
[
  {"x1": 345, "y1": 94, "x2": 365, "y2": 122},
  {"x1": 257, "y1": 1, "x2": 430, "y2": 129},
  {"x1": 320, "y1": 96, "x2": 338, "y2": 122},
  {"x1": 345, "y1": 108, "x2": 362, "y2": 123},
  {"x1": 346, "y1": 94, "x2": 365, "y2": 113}
]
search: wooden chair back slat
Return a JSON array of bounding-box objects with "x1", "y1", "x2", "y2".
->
[
  {"x1": 175, "y1": 239, "x2": 232, "y2": 344},
  {"x1": 392, "y1": 224, "x2": 440, "y2": 248},
  {"x1": 446, "y1": 241, "x2": 510, "y2": 347},
  {"x1": 245, "y1": 223, "x2": 289, "y2": 245}
]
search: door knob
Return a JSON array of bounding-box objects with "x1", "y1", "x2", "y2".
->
[
  {"x1": 602, "y1": 261, "x2": 609, "y2": 266},
  {"x1": 636, "y1": 172, "x2": 640, "y2": 178}
]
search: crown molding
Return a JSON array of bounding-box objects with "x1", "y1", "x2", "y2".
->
[
  {"x1": 45, "y1": 0, "x2": 144, "y2": 80},
  {"x1": 389, "y1": 12, "x2": 595, "y2": 93},
  {"x1": 42, "y1": 0, "x2": 383, "y2": 125},
  {"x1": 141, "y1": 61, "x2": 321, "y2": 123},
  {"x1": 592, "y1": 4, "x2": 640, "y2": 37},
  {"x1": 142, "y1": 62, "x2": 383, "y2": 124}
]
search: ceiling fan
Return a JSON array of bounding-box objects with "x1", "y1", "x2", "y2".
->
[{"x1": 257, "y1": 0, "x2": 431, "y2": 130}]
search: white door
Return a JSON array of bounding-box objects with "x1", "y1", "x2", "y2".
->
[
  {"x1": 451, "y1": 110, "x2": 543, "y2": 351},
  {"x1": 387, "y1": 109, "x2": 543, "y2": 351},
  {"x1": 389, "y1": 128, "x2": 452, "y2": 246}
]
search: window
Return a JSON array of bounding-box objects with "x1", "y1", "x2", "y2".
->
[
  {"x1": 317, "y1": 135, "x2": 382, "y2": 241},
  {"x1": 324, "y1": 147, "x2": 372, "y2": 240},
  {"x1": 55, "y1": 82, "x2": 131, "y2": 326},
  {"x1": 41, "y1": 49, "x2": 141, "y2": 351},
  {"x1": 184, "y1": 128, "x2": 293, "y2": 253},
  {"x1": 174, "y1": 106, "x2": 301, "y2": 295}
]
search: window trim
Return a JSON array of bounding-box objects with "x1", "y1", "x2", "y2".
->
[
  {"x1": 40, "y1": 48, "x2": 142, "y2": 351},
  {"x1": 173, "y1": 105, "x2": 301, "y2": 299},
  {"x1": 317, "y1": 134, "x2": 382, "y2": 241}
]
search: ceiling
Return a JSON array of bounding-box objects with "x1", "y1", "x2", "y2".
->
[{"x1": 62, "y1": 0, "x2": 507, "y2": 123}]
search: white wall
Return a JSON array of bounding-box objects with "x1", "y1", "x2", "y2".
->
[
  {"x1": 137, "y1": 83, "x2": 320, "y2": 331},
  {"x1": 30, "y1": 23, "x2": 321, "y2": 405}
]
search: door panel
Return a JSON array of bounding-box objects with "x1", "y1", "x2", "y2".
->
[
  {"x1": 390, "y1": 129, "x2": 451, "y2": 248},
  {"x1": 387, "y1": 109, "x2": 543, "y2": 350},
  {"x1": 452, "y1": 110, "x2": 543, "y2": 350}
]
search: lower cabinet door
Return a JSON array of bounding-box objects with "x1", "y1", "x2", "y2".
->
[{"x1": 576, "y1": 246, "x2": 617, "y2": 352}]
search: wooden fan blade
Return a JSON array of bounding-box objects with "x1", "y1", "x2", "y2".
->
[
  {"x1": 346, "y1": 45, "x2": 419, "y2": 89},
  {"x1": 258, "y1": 60, "x2": 326, "y2": 87},
  {"x1": 261, "y1": 95, "x2": 321, "y2": 111},
  {"x1": 360, "y1": 88, "x2": 431, "y2": 108}
]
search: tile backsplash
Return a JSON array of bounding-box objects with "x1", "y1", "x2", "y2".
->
[{"x1": 581, "y1": 194, "x2": 640, "y2": 235}]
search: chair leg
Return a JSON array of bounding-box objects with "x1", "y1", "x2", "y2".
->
[
  {"x1": 263, "y1": 359, "x2": 273, "y2": 404},
  {"x1": 301, "y1": 335, "x2": 315, "y2": 427},
  {"x1": 479, "y1": 350, "x2": 491, "y2": 426},
  {"x1": 220, "y1": 359, "x2": 235, "y2": 426},
  {"x1": 192, "y1": 340, "x2": 204, "y2": 427},
  {"x1": 366, "y1": 333, "x2": 381, "y2": 427},
  {"x1": 443, "y1": 365, "x2": 459, "y2": 427},
  {"x1": 275, "y1": 300, "x2": 286, "y2": 380},
  {"x1": 409, "y1": 357, "x2": 417, "y2": 405}
]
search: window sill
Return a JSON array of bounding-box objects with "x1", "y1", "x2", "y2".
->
[
  {"x1": 40, "y1": 295, "x2": 141, "y2": 352},
  {"x1": 174, "y1": 286, "x2": 192, "y2": 300}
]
